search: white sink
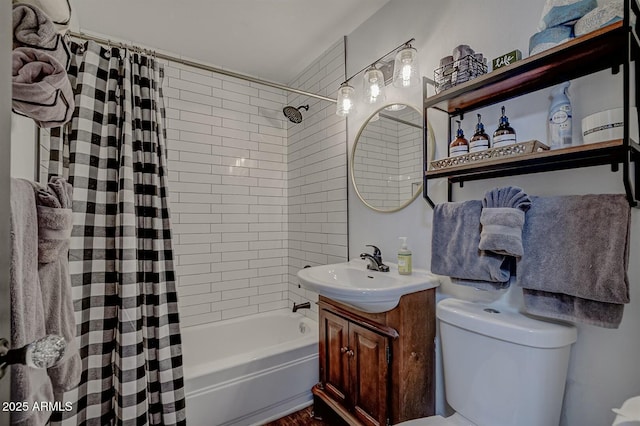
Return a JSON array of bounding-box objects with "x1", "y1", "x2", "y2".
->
[{"x1": 297, "y1": 259, "x2": 441, "y2": 313}]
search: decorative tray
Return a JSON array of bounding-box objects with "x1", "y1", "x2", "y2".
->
[{"x1": 429, "y1": 140, "x2": 549, "y2": 170}]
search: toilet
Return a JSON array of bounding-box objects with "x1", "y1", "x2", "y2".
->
[{"x1": 399, "y1": 298, "x2": 577, "y2": 426}]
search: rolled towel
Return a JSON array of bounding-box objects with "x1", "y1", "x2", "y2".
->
[
  {"x1": 12, "y1": 47, "x2": 75, "y2": 128},
  {"x1": 537, "y1": 0, "x2": 598, "y2": 31},
  {"x1": 431, "y1": 200, "x2": 513, "y2": 290},
  {"x1": 37, "y1": 176, "x2": 73, "y2": 208},
  {"x1": 482, "y1": 185, "x2": 531, "y2": 210},
  {"x1": 479, "y1": 186, "x2": 531, "y2": 257},
  {"x1": 529, "y1": 25, "x2": 574, "y2": 56},
  {"x1": 13, "y1": 0, "x2": 72, "y2": 35},
  {"x1": 13, "y1": 3, "x2": 71, "y2": 69}
]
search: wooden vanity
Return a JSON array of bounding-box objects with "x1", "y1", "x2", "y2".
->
[{"x1": 312, "y1": 289, "x2": 436, "y2": 426}]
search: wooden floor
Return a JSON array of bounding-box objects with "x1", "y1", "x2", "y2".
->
[
  {"x1": 263, "y1": 406, "x2": 326, "y2": 426},
  {"x1": 263, "y1": 405, "x2": 347, "y2": 426}
]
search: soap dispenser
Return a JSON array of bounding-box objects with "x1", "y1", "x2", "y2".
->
[
  {"x1": 470, "y1": 113, "x2": 490, "y2": 152},
  {"x1": 398, "y1": 237, "x2": 412, "y2": 275},
  {"x1": 493, "y1": 106, "x2": 517, "y2": 147},
  {"x1": 449, "y1": 120, "x2": 469, "y2": 157}
]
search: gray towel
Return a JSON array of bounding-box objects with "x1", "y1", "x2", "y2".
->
[
  {"x1": 479, "y1": 186, "x2": 531, "y2": 257},
  {"x1": 518, "y1": 194, "x2": 631, "y2": 328},
  {"x1": 13, "y1": 3, "x2": 70, "y2": 69},
  {"x1": 10, "y1": 178, "x2": 54, "y2": 426},
  {"x1": 13, "y1": 0, "x2": 72, "y2": 34},
  {"x1": 32, "y1": 178, "x2": 80, "y2": 399},
  {"x1": 12, "y1": 47, "x2": 74, "y2": 128},
  {"x1": 431, "y1": 200, "x2": 512, "y2": 290}
]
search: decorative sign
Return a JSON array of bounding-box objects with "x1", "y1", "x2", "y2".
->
[{"x1": 492, "y1": 50, "x2": 522, "y2": 70}]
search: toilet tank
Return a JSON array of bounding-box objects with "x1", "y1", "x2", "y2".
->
[{"x1": 437, "y1": 298, "x2": 577, "y2": 426}]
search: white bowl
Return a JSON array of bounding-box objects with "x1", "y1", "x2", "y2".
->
[{"x1": 582, "y1": 107, "x2": 638, "y2": 144}]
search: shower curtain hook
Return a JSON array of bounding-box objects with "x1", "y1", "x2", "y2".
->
[{"x1": 105, "y1": 39, "x2": 112, "y2": 59}]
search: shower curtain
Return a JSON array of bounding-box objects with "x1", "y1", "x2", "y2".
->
[{"x1": 45, "y1": 40, "x2": 186, "y2": 425}]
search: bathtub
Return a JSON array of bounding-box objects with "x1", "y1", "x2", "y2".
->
[{"x1": 181, "y1": 309, "x2": 319, "y2": 426}]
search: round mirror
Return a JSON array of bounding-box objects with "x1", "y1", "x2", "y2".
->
[{"x1": 351, "y1": 104, "x2": 435, "y2": 212}]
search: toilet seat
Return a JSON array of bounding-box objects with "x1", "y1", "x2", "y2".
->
[{"x1": 396, "y1": 413, "x2": 476, "y2": 426}]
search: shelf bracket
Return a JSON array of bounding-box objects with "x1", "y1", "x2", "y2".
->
[
  {"x1": 611, "y1": 63, "x2": 621, "y2": 75},
  {"x1": 423, "y1": 182, "x2": 435, "y2": 208}
]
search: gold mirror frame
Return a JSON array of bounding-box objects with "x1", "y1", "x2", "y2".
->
[{"x1": 350, "y1": 104, "x2": 435, "y2": 213}]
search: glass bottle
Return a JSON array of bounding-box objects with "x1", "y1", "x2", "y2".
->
[
  {"x1": 493, "y1": 106, "x2": 517, "y2": 147},
  {"x1": 469, "y1": 113, "x2": 490, "y2": 152},
  {"x1": 449, "y1": 120, "x2": 469, "y2": 157}
]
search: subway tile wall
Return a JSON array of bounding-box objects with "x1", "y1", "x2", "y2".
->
[
  {"x1": 286, "y1": 40, "x2": 349, "y2": 322},
  {"x1": 162, "y1": 61, "x2": 291, "y2": 327}
]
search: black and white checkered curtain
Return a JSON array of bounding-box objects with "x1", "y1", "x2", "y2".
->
[{"x1": 46, "y1": 40, "x2": 186, "y2": 425}]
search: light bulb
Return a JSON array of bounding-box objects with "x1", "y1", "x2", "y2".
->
[{"x1": 401, "y1": 64, "x2": 412, "y2": 87}]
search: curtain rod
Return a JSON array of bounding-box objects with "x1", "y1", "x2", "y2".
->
[{"x1": 68, "y1": 31, "x2": 337, "y2": 103}]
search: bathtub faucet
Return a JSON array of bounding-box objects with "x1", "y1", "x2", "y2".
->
[{"x1": 292, "y1": 302, "x2": 311, "y2": 313}]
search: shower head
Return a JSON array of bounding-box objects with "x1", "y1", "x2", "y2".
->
[{"x1": 283, "y1": 105, "x2": 309, "y2": 124}]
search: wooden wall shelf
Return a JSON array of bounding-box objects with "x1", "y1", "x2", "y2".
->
[
  {"x1": 426, "y1": 139, "x2": 630, "y2": 183},
  {"x1": 422, "y1": 11, "x2": 640, "y2": 207},
  {"x1": 425, "y1": 22, "x2": 625, "y2": 115}
]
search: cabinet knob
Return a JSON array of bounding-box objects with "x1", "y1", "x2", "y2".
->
[
  {"x1": 346, "y1": 350, "x2": 354, "y2": 357},
  {"x1": 340, "y1": 346, "x2": 348, "y2": 353}
]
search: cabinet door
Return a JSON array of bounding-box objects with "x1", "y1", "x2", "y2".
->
[
  {"x1": 349, "y1": 323, "x2": 390, "y2": 426},
  {"x1": 319, "y1": 310, "x2": 350, "y2": 405}
]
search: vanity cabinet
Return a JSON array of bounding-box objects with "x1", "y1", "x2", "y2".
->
[
  {"x1": 313, "y1": 290, "x2": 436, "y2": 426},
  {"x1": 423, "y1": 18, "x2": 640, "y2": 207}
]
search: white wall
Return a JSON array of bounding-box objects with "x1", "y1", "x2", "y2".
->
[
  {"x1": 345, "y1": 1, "x2": 640, "y2": 425},
  {"x1": 10, "y1": 114, "x2": 37, "y2": 180},
  {"x1": 286, "y1": 40, "x2": 348, "y2": 322}
]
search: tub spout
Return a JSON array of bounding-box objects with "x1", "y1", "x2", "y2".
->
[{"x1": 292, "y1": 302, "x2": 311, "y2": 313}]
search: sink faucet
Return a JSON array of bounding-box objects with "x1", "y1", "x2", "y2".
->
[
  {"x1": 360, "y1": 245, "x2": 389, "y2": 272},
  {"x1": 292, "y1": 301, "x2": 311, "y2": 312}
]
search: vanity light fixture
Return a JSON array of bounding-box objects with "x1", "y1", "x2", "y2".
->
[
  {"x1": 392, "y1": 42, "x2": 420, "y2": 88},
  {"x1": 335, "y1": 38, "x2": 418, "y2": 117}
]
